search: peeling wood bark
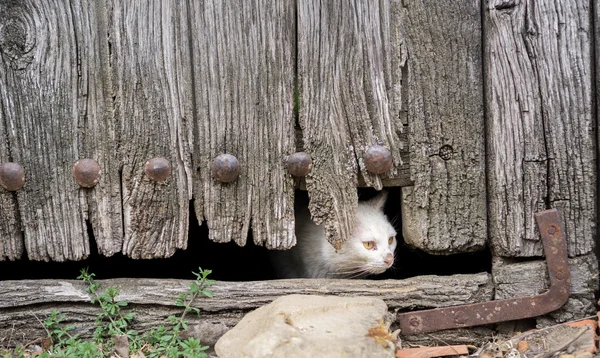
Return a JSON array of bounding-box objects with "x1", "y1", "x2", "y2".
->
[
  {"x1": 0, "y1": 273, "x2": 492, "y2": 346},
  {"x1": 400, "y1": 0, "x2": 487, "y2": 254},
  {"x1": 108, "y1": 0, "x2": 193, "y2": 258},
  {"x1": 493, "y1": 254, "x2": 599, "y2": 324},
  {"x1": 189, "y1": 0, "x2": 296, "y2": 249},
  {"x1": 0, "y1": 0, "x2": 93, "y2": 261},
  {"x1": 485, "y1": 0, "x2": 595, "y2": 257},
  {"x1": 297, "y1": 0, "x2": 406, "y2": 249}
]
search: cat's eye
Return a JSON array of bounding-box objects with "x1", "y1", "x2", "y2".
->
[
  {"x1": 388, "y1": 237, "x2": 394, "y2": 245},
  {"x1": 363, "y1": 241, "x2": 375, "y2": 250}
]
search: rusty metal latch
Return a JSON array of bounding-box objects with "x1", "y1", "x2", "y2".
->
[{"x1": 397, "y1": 208, "x2": 571, "y2": 334}]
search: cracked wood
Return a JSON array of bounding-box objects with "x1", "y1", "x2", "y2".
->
[
  {"x1": 297, "y1": 0, "x2": 407, "y2": 248},
  {"x1": 485, "y1": 0, "x2": 595, "y2": 257},
  {"x1": 400, "y1": 0, "x2": 487, "y2": 253},
  {"x1": 0, "y1": 273, "x2": 492, "y2": 346},
  {"x1": 188, "y1": 0, "x2": 296, "y2": 249}
]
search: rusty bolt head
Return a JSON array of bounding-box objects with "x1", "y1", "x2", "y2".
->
[
  {"x1": 144, "y1": 157, "x2": 172, "y2": 183},
  {"x1": 287, "y1": 152, "x2": 313, "y2": 177},
  {"x1": 73, "y1": 159, "x2": 101, "y2": 188},
  {"x1": 363, "y1": 145, "x2": 393, "y2": 174},
  {"x1": 548, "y1": 225, "x2": 557, "y2": 235},
  {"x1": 439, "y1": 145, "x2": 454, "y2": 160},
  {"x1": 211, "y1": 154, "x2": 240, "y2": 183},
  {"x1": 0, "y1": 162, "x2": 25, "y2": 191},
  {"x1": 453, "y1": 310, "x2": 468, "y2": 325}
]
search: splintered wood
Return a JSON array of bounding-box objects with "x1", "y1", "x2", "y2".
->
[
  {"x1": 297, "y1": 0, "x2": 405, "y2": 249},
  {"x1": 399, "y1": 0, "x2": 487, "y2": 254}
]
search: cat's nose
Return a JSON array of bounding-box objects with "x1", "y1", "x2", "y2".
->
[{"x1": 384, "y1": 254, "x2": 394, "y2": 266}]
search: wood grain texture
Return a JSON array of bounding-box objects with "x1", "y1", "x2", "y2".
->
[
  {"x1": 493, "y1": 254, "x2": 598, "y2": 324},
  {"x1": 0, "y1": 21, "x2": 22, "y2": 263},
  {"x1": 400, "y1": 0, "x2": 487, "y2": 254},
  {"x1": 0, "y1": 0, "x2": 92, "y2": 261},
  {"x1": 69, "y1": 0, "x2": 122, "y2": 257},
  {"x1": 485, "y1": 0, "x2": 595, "y2": 257},
  {"x1": 0, "y1": 273, "x2": 492, "y2": 345},
  {"x1": 108, "y1": 0, "x2": 193, "y2": 258},
  {"x1": 189, "y1": 0, "x2": 296, "y2": 248},
  {"x1": 297, "y1": 0, "x2": 406, "y2": 249}
]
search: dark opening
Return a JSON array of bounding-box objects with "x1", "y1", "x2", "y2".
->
[{"x1": 0, "y1": 187, "x2": 491, "y2": 281}]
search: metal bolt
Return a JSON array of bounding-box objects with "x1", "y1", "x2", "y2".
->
[
  {"x1": 363, "y1": 145, "x2": 393, "y2": 174},
  {"x1": 438, "y1": 145, "x2": 454, "y2": 160},
  {"x1": 409, "y1": 316, "x2": 422, "y2": 328},
  {"x1": 0, "y1": 162, "x2": 25, "y2": 191},
  {"x1": 548, "y1": 225, "x2": 557, "y2": 235},
  {"x1": 144, "y1": 157, "x2": 172, "y2": 183},
  {"x1": 554, "y1": 269, "x2": 565, "y2": 280},
  {"x1": 453, "y1": 310, "x2": 468, "y2": 325},
  {"x1": 73, "y1": 159, "x2": 101, "y2": 188},
  {"x1": 287, "y1": 152, "x2": 313, "y2": 177},
  {"x1": 211, "y1": 154, "x2": 240, "y2": 183}
]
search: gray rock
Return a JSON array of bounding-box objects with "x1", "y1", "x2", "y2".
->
[{"x1": 215, "y1": 294, "x2": 395, "y2": 358}]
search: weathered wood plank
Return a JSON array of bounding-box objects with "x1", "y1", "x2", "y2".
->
[
  {"x1": 108, "y1": 0, "x2": 193, "y2": 258},
  {"x1": 485, "y1": 0, "x2": 595, "y2": 257},
  {"x1": 189, "y1": 0, "x2": 296, "y2": 248},
  {"x1": 400, "y1": 0, "x2": 487, "y2": 254},
  {"x1": 69, "y1": 1, "x2": 123, "y2": 257},
  {"x1": 493, "y1": 254, "x2": 598, "y2": 324},
  {"x1": 0, "y1": 39, "x2": 22, "y2": 263},
  {"x1": 297, "y1": 0, "x2": 406, "y2": 248},
  {"x1": 0, "y1": 0, "x2": 93, "y2": 261},
  {"x1": 0, "y1": 274, "x2": 493, "y2": 345}
]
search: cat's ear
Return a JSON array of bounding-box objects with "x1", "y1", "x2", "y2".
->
[{"x1": 366, "y1": 190, "x2": 388, "y2": 211}]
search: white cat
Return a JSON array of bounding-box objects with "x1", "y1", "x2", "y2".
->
[{"x1": 271, "y1": 192, "x2": 397, "y2": 278}]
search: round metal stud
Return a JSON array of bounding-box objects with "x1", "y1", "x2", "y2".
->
[
  {"x1": 438, "y1": 144, "x2": 454, "y2": 160},
  {"x1": 287, "y1": 152, "x2": 313, "y2": 177},
  {"x1": 144, "y1": 157, "x2": 172, "y2": 183},
  {"x1": 73, "y1": 159, "x2": 101, "y2": 188},
  {"x1": 363, "y1": 145, "x2": 393, "y2": 174},
  {"x1": 0, "y1": 162, "x2": 25, "y2": 191},
  {"x1": 211, "y1": 154, "x2": 240, "y2": 183}
]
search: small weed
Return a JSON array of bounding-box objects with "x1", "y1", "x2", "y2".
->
[{"x1": 19, "y1": 267, "x2": 215, "y2": 358}]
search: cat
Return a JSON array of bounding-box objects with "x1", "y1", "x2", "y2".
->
[{"x1": 270, "y1": 191, "x2": 397, "y2": 278}]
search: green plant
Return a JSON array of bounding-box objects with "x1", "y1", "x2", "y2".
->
[
  {"x1": 77, "y1": 269, "x2": 140, "y2": 351},
  {"x1": 1, "y1": 346, "x2": 25, "y2": 358},
  {"x1": 142, "y1": 268, "x2": 214, "y2": 358},
  {"x1": 40, "y1": 310, "x2": 101, "y2": 358},
  {"x1": 34, "y1": 268, "x2": 214, "y2": 358}
]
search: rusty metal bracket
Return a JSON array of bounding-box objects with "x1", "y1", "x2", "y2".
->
[{"x1": 397, "y1": 208, "x2": 571, "y2": 334}]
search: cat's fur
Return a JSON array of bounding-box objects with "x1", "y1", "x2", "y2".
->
[{"x1": 271, "y1": 192, "x2": 397, "y2": 278}]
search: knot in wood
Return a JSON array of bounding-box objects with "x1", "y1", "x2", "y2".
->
[
  {"x1": 363, "y1": 145, "x2": 393, "y2": 174},
  {"x1": 211, "y1": 154, "x2": 240, "y2": 183},
  {"x1": 0, "y1": 16, "x2": 35, "y2": 70},
  {"x1": 144, "y1": 157, "x2": 172, "y2": 183},
  {"x1": 0, "y1": 162, "x2": 25, "y2": 191},
  {"x1": 73, "y1": 159, "x2": 101, "y2": 188},
  {"x1": 438, "y1": 145, "x2": 454, "y2": 160},
  {"x1": 287, "y1": 152, "x2": 312, "y2": 177}
]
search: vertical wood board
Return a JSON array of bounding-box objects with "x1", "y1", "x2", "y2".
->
[
  {"x1": 297, "y1": 0, "x2": 405, "y2": 248},
  {"x1": 108, "y1": 0, "x2": 194, "y2": 258},
  {"x1": 485, "y1": 0, "x2": 595, "y2": 257},
  {"x1": 189, "y1": 0, "x2": 296, "y2": 248},
  {"x1": 69, "y1": 0, "x2": 123, "y2": 257},
  {"x1": 400, "y1": 0, "x2": 487, "y2": 253},
  {"x1": 0, "y1": 0, "x2": 93, "y2": 261},
  {"x1": 0, "y1": 0, "x2": 23, "y2": 260}
]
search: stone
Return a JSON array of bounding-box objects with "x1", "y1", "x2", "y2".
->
[{"x1": 215, "y1": 294, "x2": 395, "y2": 358}]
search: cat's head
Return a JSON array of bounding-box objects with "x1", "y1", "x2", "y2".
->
[{"x1": 336, "y1": 191, "x2": 397, "y2": 277}]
